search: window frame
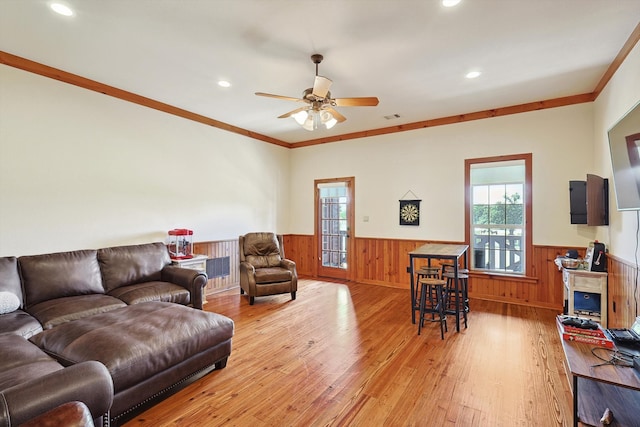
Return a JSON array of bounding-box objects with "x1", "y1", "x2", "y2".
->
[{"x1": 465, "y1": 153, "x2": 533, "y2": 278}]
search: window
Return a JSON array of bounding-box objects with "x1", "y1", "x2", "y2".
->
[{"x1": 465, "y1": 154, "x2": 532, "y2": 276}]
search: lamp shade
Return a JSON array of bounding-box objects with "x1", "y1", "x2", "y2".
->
[
  {"x1": 297, "y1": 109, "x2": 336, "y2": 131},
  {"x1": 292, "y1": 110, "x2": 308, "y2": 125}
]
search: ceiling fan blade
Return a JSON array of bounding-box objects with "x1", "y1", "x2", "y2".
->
[
  {"x1": 277, "y1": 106, "x2": 308, "y2": 119},
  {"x1": 333, "y1": 97, "x2": 379, "y2": 107},
  {"x1": 255, "y1": 92, "x2": 304, "y2": 103},
  {"x1": 326, "y1": 107, "x2": 347, "y2": 123},
  {"x1": 312, "y1": 76, "x2": 332, "y2": 98}
]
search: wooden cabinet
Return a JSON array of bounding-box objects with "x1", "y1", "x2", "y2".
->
[
  {"x1": 568, "y1": 174, "x2": 609, "y2": 225},
  {"x1": 563, "y1": 268, "x2": 608, "y2": 327}
]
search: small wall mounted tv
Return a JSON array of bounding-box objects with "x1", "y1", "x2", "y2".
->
[{"x1": 607, "y1": 101, "x2": 640, "y2": 211}]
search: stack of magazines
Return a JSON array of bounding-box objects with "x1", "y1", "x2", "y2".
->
[{"x1": 556, "y1": 315, "x2": 614, "y2": 348}]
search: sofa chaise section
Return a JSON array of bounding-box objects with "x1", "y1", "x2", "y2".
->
[
  {"x1": 0, "y1": 242, "x2": 233, "y2": 426},
  {"x1": 29, "y1": 301, "x2": 234, "y2": 424}
]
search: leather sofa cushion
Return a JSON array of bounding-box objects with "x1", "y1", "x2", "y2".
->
[
  {"x1": 0, "y1": 257, "x2": 24, "y2": 309},
  {"x1": 107, "y1": 281, "x2": 190, "y2": 305},
  {"x1": 29, "y1": 302, "x2": 234, "y2": 392},
  {"x1": 27, "y1": 295, "x2": 126, "y2": 329},
  {"x1": 0, "y1": 310, "x2": 43, "y2": 338},
  {"x1": 243, "y1": 233, "x2": 282, "y2": 268},
  {"x1": 254, "y1": 267, "x2": 292, "y2": 284},
  {"x1": 98, "y1": 243, "x2": 171, "y2": 293},
  {"x1": 0, "y1": 333, "x2": 62, "y2": 391},
  {"x1": 19, "y1": 250, "x2": 104, "y2": 307}
]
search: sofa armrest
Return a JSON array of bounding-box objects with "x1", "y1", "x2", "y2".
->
[
  {"x1": 20, "y1": 401, "x2": 95, "y2": 427},
  {"x1": 161, "y1": 265, "x2": 208, "y2": 309},
  {"x1": 0, "y1": 361, "x2": 113, "y2": 427}
]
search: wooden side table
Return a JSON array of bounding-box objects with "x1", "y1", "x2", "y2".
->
[
  {"x1": 558, "y1": 322, "x2": 640, "y2": 426},
  {"x1": 171, "y1": 254, "x2": 208, "y2": 273},
  {"x1": 562, "y1": 268, "x2": 608, "y2": 327}
]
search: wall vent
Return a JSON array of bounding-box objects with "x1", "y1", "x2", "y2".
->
[{"x1": 206, "y1": 256, "x2": 230, "y2": 278}]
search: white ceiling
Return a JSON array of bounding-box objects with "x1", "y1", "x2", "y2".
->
[{"x1": 1, "y1": 0, "x2": 639, "y2": 144}]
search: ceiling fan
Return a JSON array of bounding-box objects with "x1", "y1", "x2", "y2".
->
[{"x1": 255, "y1": 54, "x2": 379, "y2": 131}]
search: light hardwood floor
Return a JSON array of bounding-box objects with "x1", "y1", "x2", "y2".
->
[{"x1": 124, "y1": 279, "x2": 574, "y2": 427}]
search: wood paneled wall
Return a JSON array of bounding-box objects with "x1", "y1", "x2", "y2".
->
[
  {"x1": 191, "y1": 235, "x2": 638, "y2": 327},
  {"x1": 193, "y1": 240, "x2": 239, "y2": 296},
  {"x1": 282, "y1": 234, "x2": 639, "y2": 327},
  {"x1": 607, "y1": 253, "x2": 640, "y2": 328}
]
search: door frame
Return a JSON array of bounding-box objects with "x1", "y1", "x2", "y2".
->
[{"x1": 313, "y1": 177, "x2": 355, "y2": 281}]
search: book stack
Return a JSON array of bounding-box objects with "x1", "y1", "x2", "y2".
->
[{"x1": 556, "y1": 315, "x2": 614, "y2": 348}]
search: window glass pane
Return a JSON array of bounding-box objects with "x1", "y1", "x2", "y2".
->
[
  {"x1": 506, "y1": 204, "x2": 523, "y2": 225},
  {"x1": 489, "y1": 203, "x2": 506, "y2": 224},
  {"x1": 319, "y1": 185, "x2": 348, "y2": 270},
  {"x1": 473, "y1": 204, "x2": 489, "y2": 224},
  {"x1": 473, "y1": 185, "x2": 489, "y2": 204},
  {"x1": 489, "y1": 184, "x2": 505, "y2": 204}
]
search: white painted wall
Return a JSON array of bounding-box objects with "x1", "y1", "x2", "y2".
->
[
  {"x1": 593, "y1": 42, "x2": 640, "y2": 265},
  {"x1": 2, "y1": 41, "x2": 638, "y2": 260},
  {"x1": 290, "y1": 103, "x2": 598, "y2": 246},
  {"x1": 0, "y1": 65, "x2": 290, "y2": 256}
]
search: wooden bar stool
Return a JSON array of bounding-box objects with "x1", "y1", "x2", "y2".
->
[
  {"x1": 417, "y1": 277, "x2": 447, "y2": 339},
  {"x1": 414, "y1": 266, "x2": 440, "y2": 317},
  {"x1": 442, "y1": 267, "x2": 469, "y2": 329}
]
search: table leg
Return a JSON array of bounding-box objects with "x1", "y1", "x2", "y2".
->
[
  {"x1": 454, "y1": 263, "x2": 460, "y2": 332},
  {"x1": 573, "y1": 375, "x2": 578, "y2": 427},
  {"x1": 410, "y1": 255, "x2": 416, "y2": 324}
]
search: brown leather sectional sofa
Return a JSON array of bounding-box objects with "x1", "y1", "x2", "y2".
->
[{"x1": 0, "y1": 242, "x2": 234, "y2": 426}]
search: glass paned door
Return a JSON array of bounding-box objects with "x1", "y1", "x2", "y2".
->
[{"x1": 315, "y1": 178, "x2": 354, "y2": 280}]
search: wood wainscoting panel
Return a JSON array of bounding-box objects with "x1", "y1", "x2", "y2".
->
[
  {"x1": 193, "y1": 240, "x2": 239, "y2": 296},
  {"x1": 283, "y1": 234, "x2": 638, "y2": 327},
  {"x1": 284, "y1": 235, "x2": 587, "y2": 311},
  {"x1": 607, "y1": 254, "x2": 640, "y2": 328},
  {"x1": 282, "y1": 234, "x2": 314, "y2": 277}
]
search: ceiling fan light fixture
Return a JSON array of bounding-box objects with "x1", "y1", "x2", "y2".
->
[
  {"x1": 292, "y1": 110, "x2": 308, "y2": 125},
  {"x1": 302, "y1": 112, "x2": 316, "y2": 131},
  {"x1": 298, "y1": 109, "x2": 336, "y2": 131},
  {"x1": 320, "y1": 110, "x2": 337, "y2": 129}
]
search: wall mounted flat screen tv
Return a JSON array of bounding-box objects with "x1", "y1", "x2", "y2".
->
[{"x1": 607, "y1": 101, "x2": 640, "y2": 211}]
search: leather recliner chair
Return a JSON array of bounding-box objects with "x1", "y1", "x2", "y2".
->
[{"x1": 239, "y1": 233, "x2": 297, "y2": 305}]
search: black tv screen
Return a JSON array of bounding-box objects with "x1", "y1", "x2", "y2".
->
[{"x1": 607, "y1": 101, "x2": 640, "y2": 211}]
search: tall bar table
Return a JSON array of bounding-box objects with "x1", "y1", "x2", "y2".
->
[{"x1": 409, "y1": 243, "x2": 469, "y2": 332}]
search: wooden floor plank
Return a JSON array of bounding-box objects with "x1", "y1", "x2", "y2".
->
[{"x1": 124, "y1": 279, "x2": 573, "y2": 427}]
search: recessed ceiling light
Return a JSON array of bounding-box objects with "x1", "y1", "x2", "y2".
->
[
  {"x1": 217, "y1": 80, "x2": 231, "y2": 88},
  {"x1": 465, "y1": 71, "x2": 481, "y2": 79},
  {"x1": 50, "y1": 3, "x2": 74, "y2": 16},
  {"x1": 442, "y1": 0, "x2": 462, "y2": 7}
]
